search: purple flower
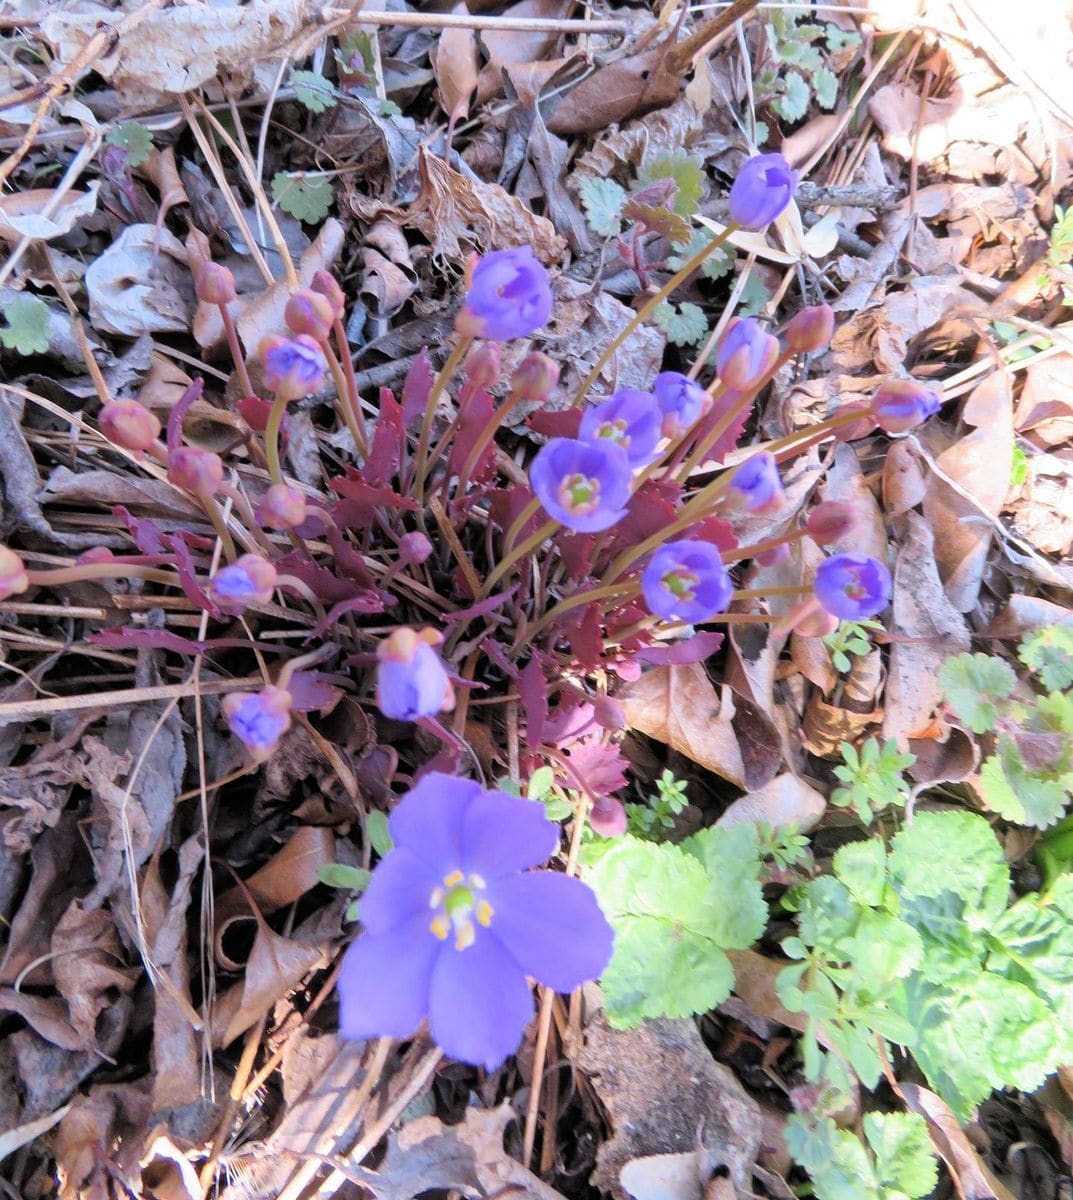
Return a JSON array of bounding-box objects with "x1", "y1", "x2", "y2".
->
[
  {"x1": 338, "y1": 773, "x2": 614, "y2": 1069},
  {"x1": 222, "y1": 686, "x2": 292, "y2": 760},
  {"x1": 716, "y1": 317, "x2": 779, "y2": 390},
  {"x1": 642, "y1": 539, "x2": 732, "y2": 622},
  {"x1": 456, "y1": 247, "x2": 554, "y2": 342},
  {"x1": 728, "y1": 153, "x2": 798, "y2": 230},
  {"x1": 579, "y1": 389, "x2": 661, "y2": 466},
  {"x1": 814, "y1": 553, "x2": 891, "y2": 620},
  {"x1": 377, "y1": 628, "x2": 455, "y2": 721},
  {"x1": 208, "y1": 554, "x2": 278, "y2": 614},
  {"x1": 728, "y1": 452, "x2": 783, "y2": 511},
  {"x1": 260, "y1": 334, "x2": 327, "y2": 400},
  {"x1": 871, "y1": 380, "x2": 942, "y2": 434},
  {"x1": 653, "y1": 372, "x2": 708, "y2": 439},
  {"x1": 530, "y1": 437, "x2": 632, "y2": 533}
]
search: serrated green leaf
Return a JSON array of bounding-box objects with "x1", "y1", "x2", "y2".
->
[
  {"x1": 898, "y1": 891, "x2": 986, "y2": 985},
  {"x1": 1019, "y1": 625, "x2": 1073, "y2": 691},
  {"x1": 654, "y1": 301, "x2": 708, "y2": 347},
  {"x1": 291, "y1": 70, "x2": 338, "y2": 113},
  {"x1": 863, "y1": 1112, "x2": 938, "y2": 1199},
  {"x1": 812, "y1": 65, "x2": 838, "y2": 110},
  {"x1": 938, "y1": 652, "x2": 1017, "y2": 733},
  {"x1": 797, "y1": 875, "x2": 859, "y2": 948},
  {"x1": 0, "y1": 295, "x2": 50, "y2": 355},
  {"x1": 681, "y1": 823, "x2": 767, "y2": 948},
  {"x1": 832, "y1": 839, "x2": 887, "y2": 908},
  {"x1": 979, "y1": 746, "x2": 1070, "y2": 829},
  {"x1": 271, "y1": 172, "x2": 333, "y2": 224},
  {"x1": 317, "y1": 863, "x2": 371, "y2": 891},
  {"x1": 579, "y1": 177, "x2": 627, "y2": 237},
  {"x1": 636, "y1": 152, "x2": 705, "y2": 218},
  {"x1": 774, "y1": 71, "x2": 810, "y2": 122},
  {"x1": 105, "y1": 121, "x2": 154, "y2": 168},
  {"x1": 826, "y1": 23, "x2": 861, "y2": 52},
  {"x1": 667, "y1": 231, "x2": 734, "y2": 277},
  {"x1": 738, "y1": 271, "x2": 773, "y2": 317},
  {"x1": 787, "y1": 1116, "x2": 876, "y2": 1200},
  {"x1": 366, "y1": 809, "x2": 393, "y2": 857}
]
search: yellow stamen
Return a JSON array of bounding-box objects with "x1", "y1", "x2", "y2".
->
[
  {"x1": 454, "y1": 920, "x2": 476, "y2": 951},
  {"x1": 430, "y1": 915, "x2": 450, "y2": 940},
  {"x1": 443, "y1": 869, "x2": 464, "y2": 888},
  {"x1": 476, "y1": 900, "x2": 494, "y2": 927}
]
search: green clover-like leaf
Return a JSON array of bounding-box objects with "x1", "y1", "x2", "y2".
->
[
  {"x1": 292, "y1": 70, "x2": 338, "y2": 113},
  {"x1": 579, "y1": 177, "x2": 627, "y2": 237},
  {"x1": 271, "y1": 172, "x2": 333, "y2": 224},
  {"x1": 0, "y1": 294, "x2": 50, "y2": 355},
  {"x1": 105, "y1": 121, "x2": 154, "y2": 167},
  {"x1": 938, "y1": 651, "x2": 1017, "y2": 734}
]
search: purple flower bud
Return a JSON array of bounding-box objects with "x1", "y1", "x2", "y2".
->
[
  {"x1": 284, "y1": 288, "x2": 335, "y2": 341},
  {"x1": 530, "y1": 437, "x2": 632, "y2": 533},
  {"x1": 653, "y1": 371, "x2": 708, "y2": 439},
  {"x1": 99, "y1": 399, "x2": 161, "y2": 457},
  {"x1": 208, "y1": 554, "x2": 278, "y2": 614},
  {"x1": 579, "y1": 389, "x2": 661, "y2": 467},
  {"x1": 814, "y1": 553, "x2": 891, "y2": 620},
  {"x1": 0, "y1": 546, "x2": 29, "y2": 601},
  {"x1": 590, "y1": 794, "x2": 628, "y2": 837},
  {"x1": 260, "y1": 334, "x2": 327, "y2": 401},
  {"x1": 871, "y1": 380, "x2": 942, "y2": 434},
  {"x1": 398, "y1": 531, "x2": 433, "y2": 565},
  {"x1": 716, "y1": 318, "x2": 780, "y2": 390},
  {"x1": 728, "y1": 452, "x2": 783, "y2": 511},
  {"x1": 456, "y1": 247, "x2": 553, "y2": 342},
  {"x1": 311, "y1": 271, "x2": 346, "y2": 321},
  {"x1": 755, "y1": 542, "x2": 791, "y2": 568},
  {"x1": 222, "y1": 685, "x2": 292, "y2": 760},
  {"x1": 786, "y1": 304, "x2": 835, "y2": 354},
  {"x1": 464, "y1": 341, "x2": 502, "y2": 391},
  {"x1": 168, "y1": 446, "x2": 225, "y2": 496},
  {"x1": 642, "y1": 539, "x2": 733, "y2": 623},
  {"x1": 196, "y1": 262, "x2": 237, "y2": 306},
  {"x1": 257, "y1": 482, "x2": 308, "y2": 530},
  {"x1": 376, "y1": 628, "x2": 455, "y2": 721},
  {"x1": 728, "y1": 152, "x2": 798, "y2": 230},
  {"x1": 511, "y1": 351, "x2": 560, "y2": 403},
  {"x1": 807, "y1": 501, "x2": 856, "y2": 546}
]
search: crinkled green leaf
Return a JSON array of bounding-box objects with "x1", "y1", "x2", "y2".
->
[
  {"x1": 271, "y1": 172, "x2": 333, "y2": 223},
  {"x1": 654, "y1": 301, "x2": 707, "y2": 347},
  {"x1": 786, "y1": 1116, "x2": 876, "y2": 1200},
  {"x1": 832, "y1": 839, "x2": 887, "y2": 908},
  {"x1": 667, "y1": 231, "x2": 734, "y2": 277},
  {"x1": 105, "y1": 121, "x2": 154, "y2": 167},
  {"x1": 636, "y1": 152, "x2": 705, "y2": 218},
  {"x1": 738, "y1": 271, "x2": 773, "y2": 316},
  {"x1": 681, "y1": 822, "x2": 767, "y2": 948},
  {"x1": 0, "y1": 295, "x2": 50, "y2": 355},
  {"x1": 292, "y1": 70, "x2": 338, "y2": 113},
  {"x1": 938, "y1": 652, "x2": 1017, "y2": 733},
  {"x1": 979, "y1": 746, "x2": 1070, "y2": 829},
  {"x1": 898, "y1": 891, "x2": 986, "y2": 985},
  {"x1": 796, "y1": 875, "x2": 858, "y2": 949},
  {"x1": 812, "y1": 65, "x2": 838, "y2": 110},
  {"x1": 1019, "y1": 625, "x2": 1073, "y2": 690},
  {"x1": 774, "y1": 72, "x2": 810, "y2": 122},
  {"x1": 863, "y1": 1112, "x2": 938, "y2": 1199},
  {"x1": 579, "y1": 177, "x2": 627, "y2": 237}
]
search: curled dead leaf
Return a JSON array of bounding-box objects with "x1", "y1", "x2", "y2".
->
[
  {"x1": 0, "y1": 183, "x2": 100, "y2": 243},
  {"x1": 433, "y1": 7, "x2": 479, "y2": 130}
]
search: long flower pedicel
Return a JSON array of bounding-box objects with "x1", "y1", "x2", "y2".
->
[
  {"x1": 728, "y1": 153, "x2": 798, "y2": 230},
  {"x1": 814, "y1": 553, "x2": 892, "y2": 620},
  {"x1": 642, "y1": 539, "x2": 733, "y2": 622},
  {"x1": 530, "y1": 438, "x2": 632, "y2": 533},
  {"x1": 377, "y1": 628, "x2": 455, "y2": 721},
  {"x1": 338, "y1": 773, "x2": 613, "y2": 1069},
  {"x1": 456, "y1": 247, "x2": 553, "y2": 342},
  {"x1": 579, "y1": 389, "x2": 661, "y2": 467}
]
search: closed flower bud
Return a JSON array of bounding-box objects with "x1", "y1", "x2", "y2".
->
[
  {"x1": 786, "y1": 304, "x2": 835, "y2": 354},
  {"x1": 223, "y1": 685, "x2": 292, "y2": 761},
  {"x1": 806, "y1": 501, "x2": 857, "y2": 546},
  {"x1": 0, "y1": 546, "x2": 29, "y2": 600},
  {"x1": 464, "y1": 341, "x2": 502, "y2": 391},
  {"x1": 208, "y1": 554, "x2": 278, "y2": 614},
  {"x1": 78, "y1": 547, "x2": 114, "y2": 566},
  {"x1": 589, "y1": 794, "x2": 628, "y2": 838},
  {"x1": 654, "y1": 371, "x2": 708, "y2": 439},
  {"x1": 398, "y1": 531, "x2": 433, "y2": 565},
  {"x1": 168, "y1": 446, "x2": 225, "y2": 496},
  {"x1": 284, "y1": 288, "x2": 335, "y2": 341},
  {"x1": 376, "y1": 627, "x2": 455, "y2": 721},
  {"x1": 728, "y1": 153, "x2": 798, "y2": 230},
  {"x1": 716, "y1": 318, "x2": 780, "y2": 390},
  {"x1": 789, "y1": 599, "x2": 840, "y2": 638},
  {"x1": 833, "y1": 401, "x2": 876, "y2": 443},
  {"x1": 871, "y1": 379, "x2": 942, "y2": 434},
  {"x1": 260, "y1": 334, "x2": 327, "y2": 401},
  {"x1": 511, "y1": 351, "x2": 560, "y2": 403},
  {"x1": 727, "y1": 452, "x2": 784, "y2": 512},
  {"x1": 196, "y1": 261, "x2": 237, "y2": 306},
  {"x1": 257, "y1": 483, "x2": 307, "y2": 531},
  {"x1": 99, "y1": 399, "x2": 161, "y2": 457},
  {"x1": 311, "y1": 270, "x2": 346, "y2": 321}
]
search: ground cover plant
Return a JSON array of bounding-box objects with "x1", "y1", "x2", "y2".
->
[{"x1": 1, "y1": 1, "x2": 1073, "y2": 1198}]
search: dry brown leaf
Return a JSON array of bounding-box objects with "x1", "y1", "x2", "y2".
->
[
  {"x1": 546, "y1": 43, "x2": 681, "y2": 135},
  {"x1": 725, "y1": 950, "x2": 807, "y2": 1035},
  {"x1": 215, "y1": 925, "x2": 323, "y2": 1047},
  {"x1": 882, "y1": 439, "x2": 927, "y2": 517},
  {"x1": 820, "y1": 443, "x2": 887, "y2": 561},
  {"x1": 360, "y1": 222, "x2": 417, "y2": 318},
  {"x1": 84, "y1": 225, "x2": 194, "y2": 337},
  {"x1": 0, "y1": 183, "x2": 100, "y2": 243},
  {"x1": 571, "y1": 95, "x2": 700, "y2": 186},
  {"x1": 476, "y1": 0, "x2": 571, "y2": 104},
  {"x1": 986, "y1": 593, "x2": 1073, "y2": 639},
  {"x1": 620, "y1": 1152, "x2": 707, "y2": 1200},
  {"x1": 1014, "y1": 353, "x2": 1073, "y2": 446},
  {"x1": 433, "y1": 7, "x2": 479, "y2": 130},
  {"x1": 716, "y1": 774, "x2": 826, "y2": 832},
  {"x1": 0, "y1": 989, "x2": 83, "y2": 1051},
  {"x1": 42, "y1": 466, "x2": 202, "y2": 518},
  {"x1": 0, "y1": 1102, "x2": 70, "y2": 1162},
  {"x1": 922, "y1": 371, "x2": 1014, "y2": 611},
  {"x1": 803, "y1": 692, "x2": 882, "y2": 758},
  {"x1": 1007, "y1": 452, "x2": 1073, "y2": 554},
  {"x1": 52, "y1": 900, "x2": 137, "y2": 1045}
]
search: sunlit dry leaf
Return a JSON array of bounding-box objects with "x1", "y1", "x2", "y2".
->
[
  {"x1": 546, "y1": 43, "x2": 681, "y2": 135},
  {"x1": 1014, "y1": 353, "x2": 1073, "y2": 447},
  {"x1": 84, "y1": 224, "x2": 194, "y2": 337},
  {"x1": 433, "y1": 6, "x2": 479, "y2": 130},
  {"x1": 1007, "y1": 453, "x2": 1073, "y2": 555},
  {"x1": 883, "y1": 439, "x2": 927, "y2": 516},
  {"x1": 0, "y1": 183, "x2": 100, "y2": 243},
  {"x1": 820, "y1": 443, "x2": 888, "y2": 561},
  {"x1": 216, "y1": 925, "x2": 323, "y2": 1047},
  {"x1": 0, "y1": 1102, "x2": 70, "y2": 1162},
  {"x1": 476, "y1": 0, "x2": 571, "y2": 103},
  {"x1": 716, "y1": 773, "x2": 826, "y2": 832},
  {"x1": 620, "y1": 1151, "x2": 705, "y2": 1200},
  {"x1": 52, "y1": 901, "x2": 136, "y2": 1045}
]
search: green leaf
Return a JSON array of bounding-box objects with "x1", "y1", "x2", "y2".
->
[
  {"x1": 863, "y1": 1112, "x2": 938, "y2": 1199},
  {"x1": 636, "y1": 152, "x2": 705, "y2": 218},
  {"x1": 317, "y1": 863, "x2": 371, "y2": 891},
  {"x1": 898, "y1": 891, "x2": 986, "y2": 985},
  {"x1": 291, "y1": 70, "x2": 338, "y2": 113},
  {"x1": 579, "y1": 177, "x2": 627, "y2": 237},
  {"x1": 654, "y1": 301, "x2": 708, "y2": 347},
  {"x1": 738, "y1": 271, "x2": 773, "y2": 316},
  {"x1": 979, "y1": 747, "x2": 1070, "y2": 829},
  {"x1": 527, "y1": 766, "x2": 555, "y2": 800},
  {"x1": 271, "y1": 172, "x2": 333, "y2": 223},
  {"x1": 667, "y1": 231, "x2": 734, "y2": 278},
  {"x1": 938, "y1": 652, "x2": 1017, "y2": 733},
  {"x1": 811, "y1": 65, "x2": 838, "y2": 110},
  {"x1": 1019, "y1": 625, "x2": 1073, "y2": 691},
  {"x1": 826, "y1": 23, "x2": 861, "y2": 52},
  {"x1": 366, "y1": 809, "x2": 393, "y2": 857},
  {"x1": 774, "y1": 72, "x2": 810, "y2": 122},
  {"x1": 0, "y1": 295, "x2": 50, "y2": 355},
  {"x1": 105, "y1": 121, "x2": 154, "y2": 167},
  {"x1": 832, "y1": 839, "x2": 887, "y2": 908},
  {"x1": 1009, "y1": 445, "x2": 1029, "y2": 488},
  {"x1": 681, "y1": 823, "x2": 767, "y2": 948}
]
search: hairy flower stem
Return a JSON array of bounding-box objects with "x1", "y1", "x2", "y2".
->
[
  {"x1": 332, "y1": 318, "x2": 370, "y2": 457},
  {"x1": 217, "y1": 303, "x2": 254, "y2": 399},
  {"x1": 264, "y1": 394, "x2": 289, "y2": 486},
  {"x1": 412, "y1": 336, "x2": 472, "y2": 506},
  {"x1": 480, "y1": 518, "x2": 558, "y2": 600},
  {"x1": 26, "y1": 562, "x2": 181, "y2": 588},
  {"x1": 572, "y1": 224, "x2": 740, "y2": 406},
  {"x1": 321, "y1": 339, "x2": 368, "y2": 462}
]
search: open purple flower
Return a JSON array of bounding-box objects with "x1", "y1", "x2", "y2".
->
[
  {"x1": 338, "y1": 773, "x2": 614, "y2": 1069},
  {"x1": 530, "y1": 437, "x2": 632, "y2": 533},
  {"x1": 456, "y1": 247, "x2": 553, "y2": 342},
  {"x1": 727, "y1": 452, "x2": 783, "y2": 511},
  {"x1": 222, "y1": 685, "x2": 293, "y2": 761},
  {"x1": 814, "y1": 553, "x2": 891, "y2": 620},
  {"x1": 654, "y1": 372, "x2": 708, "y2": 439},
  {"x1": 716, "y1": 317, "x2": 779, "y2": 390},
  {"x1": 260, "y1": 334, "x2": 327, "y2": 401},
  {"x1": 642, "y1": 539, "x2": 732, "y2": 622},
  {"x1": 377, "y1": 628, "x2": 455, "y2": 721},
  {"x1": 579, "y1": 389, "x2": 661, "y2": 466},
  {"x1": 728, "y1": 153, "x2": 798, "y2": 230},
  {"x1": 208, "y1": 554, "x2": 278, "y2": 614},
  {"x1": 871, "y1": 379, "x2": 942, "y2": 434}
]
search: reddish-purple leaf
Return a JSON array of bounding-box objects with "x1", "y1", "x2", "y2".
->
[
  {"x1": 565, "y1": 736, "x2": 628, "y2": 796},
  {"x1": 526, "y1": 407, "x2": 582, "y2": 439},
  {"x1": 365, "y1": 388, "x2": 404, "y2": 487},
  {"x1": 447, "y1": 388, "x2": 497, "y2": 483},
  {"x1": 565, "y1": 602, "x2": 603, "y2": 670},
  {"x1": 401, "y1": 347, "x2": 434, "y2": 427},
  {"x1": 113, "y1": 505, "x2": 166, "y2": 555},
  {"x1": 519, "y1": 653, "x2": 548, "y2": 750},
  {"x1": 286, "y1": 670, "x2": 341, "y2": 712},
  {"x1": 637, "y1": 632, "x2": 725, "y2": 665},
  {"x1": 166, "y1": 533, "x2": 218, "y2": 615}
]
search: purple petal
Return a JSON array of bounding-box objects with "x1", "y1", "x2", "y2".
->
[
  {"x1": 338, "y1": 915, "x2": 439, "y2": 1040},
  {"x1": 360, "y1": 848, "x2": 440, "y2": 935},
  {"x1": 428, "y1": 932, "x2": 534, "y2": 1069},
  {"x1": 488, "y1": 872, "x2": 614, "y2": 993},
  {"x1": 461, "y1": 791, "x2": 559, "y2": 878},
  {"x1": 388, "y1": 772, "x2": 482, "y2": 868}
]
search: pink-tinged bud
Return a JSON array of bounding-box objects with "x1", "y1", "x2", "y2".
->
[
  {"x1": 0, "y1": 546, "x2": 29, "y2": 600},
  {"x1": 398, "y1": 531, "x2": 433, "y2": 564},
  {"x1": 806, "y1": 501, "x2": 857, "y2": 546},
  {"x1": 99, "y1": 399, "x2": 161, "y2": 457},
  {"x1": 257, "y1": 483, "x2": 307, "y2": 531},
  {"x1": 78, "y1": 547, "x2": 114, "y2": 566},
  {"x1": 260, "y1": 334, "x2": 327, "y2": 401},
  {"x1": 464, "y1": 341, "x2": 502, "y2": 391},
  {"x1": 716, "y1": 317, "x2": 780, "y2": 391},
  {"x1": 786, "y1": 304, "x2": 835, "y2": 354},
  {"x1": 833, "y1": 401, "x2": 877, "y2": 443},
  {"x1": 208, "y1": 554, "x2": 278, "y2": 614},
  {"x1": 168, "y1": 446, "x2": 225, "y2": 496},
  {"x1": 311, "y1": 271, "x2": 346, "y2": 321},
  {"x1": 196, "y1": 261, "x2": 237, "y2": 306},
  {"x1": 376, "y1": 627, "x2": 455, "y2": 721},
  {"x1": 592, "y1": 694, "x2": 626, "y2": 731},
  {"x1": 238, "y1": 394, "x2": 273, "y2": 433},
  {"x1": 284, "y1": 288, "x2": 335, "y2": 342},
  {"x1": 871, "y1": 379, "x2": 942, "y2": 435},
  {"x1": 511, "y1": 351, "x2": 560, "y2": 403},
  {"x1": 590, "y1": 794, "x2": 628, "y2": 837},
  {"x1": 222, "y1": 685, "x2": 293, "y2": 761},
  {"x1": 755, "y1": 543, "x2": 791, "y2": 568}
]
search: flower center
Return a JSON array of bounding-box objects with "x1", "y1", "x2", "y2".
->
[
  {"x1": 661, "y1": 568, "x2": 699, "y2": 602},
  {"x1": 429, "y1": 869, "x2": 493, "y2": 951},
  {"x1": 595, "y1": 418, "x2": 630, "y2": 447},
  {"x1": 558, "y1": 473, "x2": 601, "y2": 515}
]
